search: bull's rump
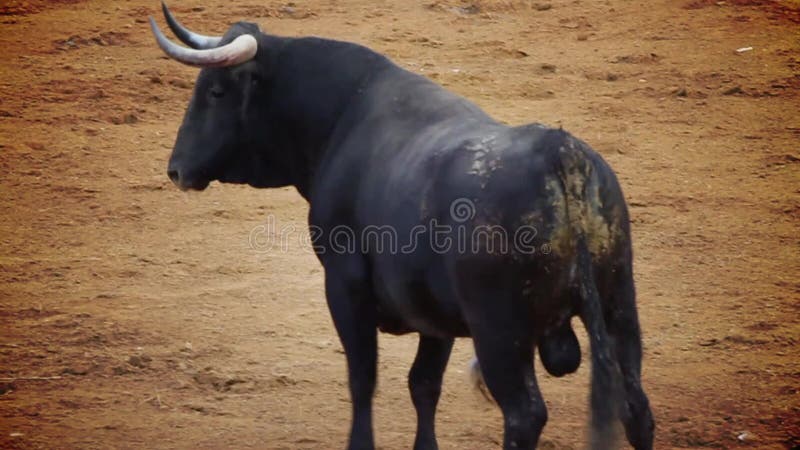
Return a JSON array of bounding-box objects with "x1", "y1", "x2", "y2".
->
[{"x1": 361, "y1": 124, "x2": 630, "y2": 336}]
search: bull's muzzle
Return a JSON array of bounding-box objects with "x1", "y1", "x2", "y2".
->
[{"x1": 166, "y1": 164, "x2": 210, "y2": 191}]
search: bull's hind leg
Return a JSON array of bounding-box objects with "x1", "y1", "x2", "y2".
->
[
  {"x1": 408, "y1": 335, "x2": 454, "y2": 450},
  {"x1": 458, "y1": 282, "x2": 546, "y2": 449},
  {"x1": 606, "y1": 266, "x2": 655, "y2": 450},
  {"x1": 471, "y1": 326, "x2": 546, "y2": 450}
]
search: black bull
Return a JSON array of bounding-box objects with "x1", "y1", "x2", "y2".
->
[{"x1": 150, "y1": 5, "x2": 654, "y2": 449}]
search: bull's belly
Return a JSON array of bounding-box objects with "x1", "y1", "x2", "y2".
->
[
  {"x1": 372, "y1": 271, "x2": 470, "y2": 338},
  {"x1": 366, "y1": 241, "x2": 579, "y2": 339}
]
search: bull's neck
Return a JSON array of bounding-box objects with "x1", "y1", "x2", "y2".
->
[{"x1": 265, "y1": 36, "x2": 391, "y2": 199}]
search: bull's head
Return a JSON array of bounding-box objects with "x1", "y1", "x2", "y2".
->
[{"x1": 150, "y1": 2, "x2": 292, "y2": 191}]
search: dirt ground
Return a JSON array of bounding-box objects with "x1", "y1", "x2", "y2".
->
[{"x1": 0, "y1": 0, "x2": 798, "y2": 448}]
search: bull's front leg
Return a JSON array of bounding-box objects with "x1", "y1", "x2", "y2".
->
[
  {"x1": 324, "y1": 261, "x2": 378, "y2": 450},
  {"x1": 409, "y1": 335, "x2": 454, "y2": 450}
]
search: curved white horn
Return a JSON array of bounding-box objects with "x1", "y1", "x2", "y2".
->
[
  {"x1": 161, "y1": 1, "x2": 221, "y2": 49},
  {"x1": 149, "y1": 17, "x2": 257, "y2": 68}
]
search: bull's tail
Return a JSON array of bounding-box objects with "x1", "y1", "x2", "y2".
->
[
  {"x1": 575, "y1": 236, "x2": 623, "y2": 450},
  {"x1": 552, "y1": 129, "x2": 624, "y2": 448}
]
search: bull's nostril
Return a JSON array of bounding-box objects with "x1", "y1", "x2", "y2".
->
[{"x1": 167, "y1": 169, "x2": 180, "y2": 185}]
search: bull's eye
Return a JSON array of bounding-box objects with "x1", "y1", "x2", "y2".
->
[{"x1": 210, "y1": 87, "x2": 224, "y2": 99}]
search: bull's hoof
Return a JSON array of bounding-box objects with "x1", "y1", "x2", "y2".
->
[{"x1": 539, "y1": 324, "x2": 581, "y2": 377}]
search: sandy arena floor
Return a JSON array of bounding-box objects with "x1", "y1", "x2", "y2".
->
[{"x1": 0, "y1": 0, "x2": 798, "y2": 448}]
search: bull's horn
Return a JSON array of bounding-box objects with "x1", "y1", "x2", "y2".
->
[
  {"x1": 149, "y1": 17, "x2": 257, "y2": 68},
  {"x1": 161, "y1": 1, "x2": 221, "y2": 49}
]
